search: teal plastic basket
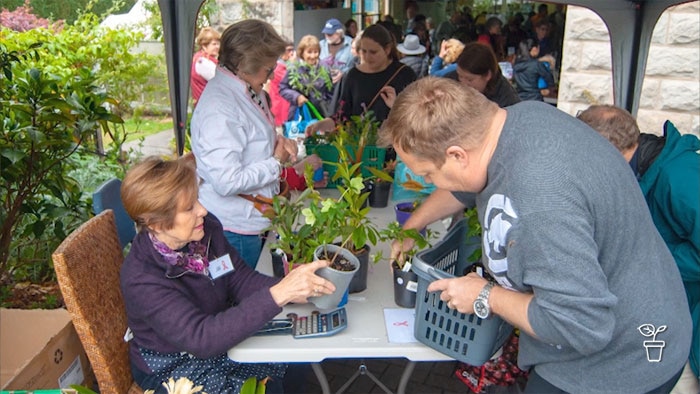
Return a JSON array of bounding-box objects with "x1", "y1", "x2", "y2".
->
[{"x1": 411, "y1": 219, "x2": 512, "y2": 366}]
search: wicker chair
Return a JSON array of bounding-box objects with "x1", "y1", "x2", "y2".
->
[{"x1": 52, "y1": 210, "x2": 143, "y2": 394}]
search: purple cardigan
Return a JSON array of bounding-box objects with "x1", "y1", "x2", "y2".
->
[{"x1": 120, "y1": 213, "x2": 281, "y2": 372}]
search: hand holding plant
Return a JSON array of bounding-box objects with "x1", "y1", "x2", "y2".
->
[{"x1": 380, "y1": 221, "x2": 435, "y2": 270}]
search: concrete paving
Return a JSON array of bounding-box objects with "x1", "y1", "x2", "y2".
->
[{"x1": 123, "y1": 128, "x2": 177, "y2": 158}]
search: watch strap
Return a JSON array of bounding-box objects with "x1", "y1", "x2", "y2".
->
[{"x1": 478, "y1": 281, "x2": 495, "y2": 301}]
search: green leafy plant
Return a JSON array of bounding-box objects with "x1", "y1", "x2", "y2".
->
[
  {"x1": 0, "y1": 42, "x2": 123, "y2": 283},
  {"x1": 378, "y1": 221, "x2": 434, "y2": 270},
  {"x1": 2, "y1": 6, "x2": 160, "y2": 120},
  {"x1": 324, "y1": 128, "x2": 382, "y2": 255},
  {"x1": 2, "y1": 0, "x2": 135, "y2": 26},
  {"x1": 287, "y1": 62, "x2": 333, "y2": 101},
  {"x1": 141, "y1": 0, "x2": 219, "y2": 41},
  {"x1": 464, "y1": 206, "x2": 482, "y2": 262},
  {"x1": 267, "y1": 114, "x2": 391, "y2": 269}
]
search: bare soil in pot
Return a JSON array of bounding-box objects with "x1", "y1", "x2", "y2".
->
[{"x1": 316, "y1": 250, "x2": 356, "y2": 272}]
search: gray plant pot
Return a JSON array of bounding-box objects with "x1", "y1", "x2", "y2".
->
[{"x1": 311, "y1": 244, "x2": 360, "y2": 310}]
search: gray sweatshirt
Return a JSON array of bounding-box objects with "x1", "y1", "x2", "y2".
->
[{"x1": 467, "y1": 101, "x2": 691, "y2": 393}]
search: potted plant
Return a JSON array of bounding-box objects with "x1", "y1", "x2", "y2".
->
[
  {"x1": 264, "y1": 162, "x2": 365, "y2": 308},
  {"x1": 379, "y1": 222, "x2": 434, "y2": 308},
  {"x1": 323, "y1": 128, "x2": 385, "y2": 293},
  {"x1": 268, "y1": 115, "x2": 388, "y2": 295},
  {"x1": 366, "y1": 162, "x2": 394, "y2": 208},
  {"x1": 265, "y1": 183, "x2": 359, "y2": 309},
  {"x1": 395, "y1": 199, "x2": 423, "y2": 229}
]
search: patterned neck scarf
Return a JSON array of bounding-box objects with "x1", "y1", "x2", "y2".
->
[
  {"x1": 149, "y1": 233, "x2": 210, "y2": 274},
  {"x1": 220, "y1": 65, "x2": 273, "y2": 125},
  {"x1": 247, "y1": 84, "x2": 267, "y2": 113}
]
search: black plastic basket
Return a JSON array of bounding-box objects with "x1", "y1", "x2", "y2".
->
[{"x1": 412, "y1": 218, "x2": 513, "y2": 365}]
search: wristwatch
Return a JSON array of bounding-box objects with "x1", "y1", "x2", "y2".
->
[{"x1": 473, "y1": 281, "x2": 495, "y2": 319}]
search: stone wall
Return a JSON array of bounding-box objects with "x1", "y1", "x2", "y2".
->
[
  {"x1": 212, "y1": 0, "x2": 295, "y2": 42},
  {"x1": 558, "y1": 2, "x2": 700, "y2": 136}
]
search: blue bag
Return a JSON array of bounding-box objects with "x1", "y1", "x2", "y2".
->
[
  {"x1": 283, "y1": 102, "x2": 321, "y2": 140},
  {"x1": 392, "y1": 159, "x2": 436, "y2": 202}
]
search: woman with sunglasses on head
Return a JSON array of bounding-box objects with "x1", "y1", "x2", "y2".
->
[{"x1": 191, "y1": 20, "x2": 300, "y2": 270}]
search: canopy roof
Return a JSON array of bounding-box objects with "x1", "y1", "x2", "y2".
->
[{"x1": 159, "y1": 0, "x2": 693, "y2": 155}]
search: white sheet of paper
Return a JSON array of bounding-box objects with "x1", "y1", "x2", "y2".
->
[{"x1": 383, "y1": 308, "x2": 418, "y2": 343}]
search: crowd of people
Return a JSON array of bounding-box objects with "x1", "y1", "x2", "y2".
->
[
  {"x1": 252, "y1": 3, "x2": 566, "y2": 130},
  {"x1": 115, "y1": 4, "x2": 698, "y2": 393}
]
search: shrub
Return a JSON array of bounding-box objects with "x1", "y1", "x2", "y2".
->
[
  {"x1": 0, "y1": 0, "x2": 58, "y2": 32},
  {"x1": 1, "y1": 8, "x2": 159, "y2": 119},
  {"x1": 1, "y1": 0, "x2": 135, "y2": 25},
  {"x1": 0, "y1": 42, "x2": 123, "y2": 284}
]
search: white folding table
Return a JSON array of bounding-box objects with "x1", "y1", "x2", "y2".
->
[{"x1": 227, "y1": 200, "x2": 454, "y2": 394}]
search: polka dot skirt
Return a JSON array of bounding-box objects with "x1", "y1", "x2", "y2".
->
[{"x1": 140, "y1": 347, "x2": 287, "y2": 393}]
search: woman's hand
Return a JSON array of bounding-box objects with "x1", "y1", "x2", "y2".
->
[
  {"x1": 269, "y1": 260, "x2": 336, "y2": 305},
  {"x1": 331, "y1": 69, "x2": 343, "y2": 84},
  {"x1": 379, "y1": 86, "x2": 397, "y2": 108},
  {"x1": 296, "y1": 95, "x2": 308, "y2": 106},
  {"x1": 439, "y1": 40, "x2": 450, "y2": 59},
  {"x1": 305, "y1": 118, "x2": 336, "y2": 136},
  {"x1": 293, "y1": 154, "x2": 323, "y2": 174},
  {"x1": 273, "y1": 135, "x2": 297, "y2": 164}
]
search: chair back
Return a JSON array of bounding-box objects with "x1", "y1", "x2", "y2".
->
[
  {"x1": 52, "y1": 210, "x2": 142, "y2": 394},
  {"x1": 92, "y1": 178, "x2": 136, "y2": 248}
]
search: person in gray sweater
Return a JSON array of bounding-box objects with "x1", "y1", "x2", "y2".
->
[{"x1": 381, "y1": 77, "x2": 691, "y2": 393}]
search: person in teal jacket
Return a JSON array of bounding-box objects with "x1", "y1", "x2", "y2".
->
[{"x1": 579, "y1": 105, "x2": 700, "y2": 393}]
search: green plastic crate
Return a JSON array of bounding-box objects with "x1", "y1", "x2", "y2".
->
[
  {"x1": 305, "y1": 142, "x2": 387, "y2": 189},
  {"x1": 305, "y1": 143, "x2": 341, "y2": 188}
]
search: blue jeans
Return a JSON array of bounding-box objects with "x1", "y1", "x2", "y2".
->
[{"x1": 224, "y1": 231, "x2": 263, "y2": 269}]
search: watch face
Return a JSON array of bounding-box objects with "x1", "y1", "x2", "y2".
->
[{"x1": 474, "y1": 299, "x2": 489, "y2": 319}]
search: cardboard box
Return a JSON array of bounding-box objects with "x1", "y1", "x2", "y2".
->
[{"x1": 0, "y1": 308, "x2": 95, "y2": 391}]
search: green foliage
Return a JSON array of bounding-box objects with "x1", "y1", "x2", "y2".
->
[
  {"x1": 141, "y1": 0, "x2": 220, "y2": 41},
  {"x1": 325, "y1": 129, "x2": 381, "y2": 253},
  {"x1": 265, "y1": 187, "x2": 324, "y2": 269},
  {"x1": 241, "y1": 376, "x2": 267, "y2": 394},
  {"x1": 464, "y1": 206, "x2": 482, "y2": 262},
  {"x1": 1, "y1": 0, "x2": 136, "y2": 25},
  {"x1": 378, "y1": 221, "x2": 434, "y2": 270},
  {"x1": 0, "y1": 41, "x2": 123, "y2": 283},
  {"x1": 267, "y1": 117, "x2": 387, "y2": 269},
  {"x1": 1, "y1": 9, "x2": 160, "y2": 119},
  {"x1": 287, "y1": 62, "x2": 333, "y2": 101}
]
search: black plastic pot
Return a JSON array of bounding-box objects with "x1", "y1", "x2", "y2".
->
[
  {"x1": 369, "y1": 181, "x2": 391, "y2": 208},
  {"x1": 270, "y1": 250, "x2": 286, "y2": 278},
  {"x1": 393, "y1": 264, "x2": 418, "y2": 308}
]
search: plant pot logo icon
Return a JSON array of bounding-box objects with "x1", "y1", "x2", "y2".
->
[{"x1": 638, "y1": 323, "x2": 667, "y2": 362}]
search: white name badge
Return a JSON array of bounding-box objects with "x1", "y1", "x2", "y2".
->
[{"x1": 209, "y1": 254, "x2": 235, "y2": 279}]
